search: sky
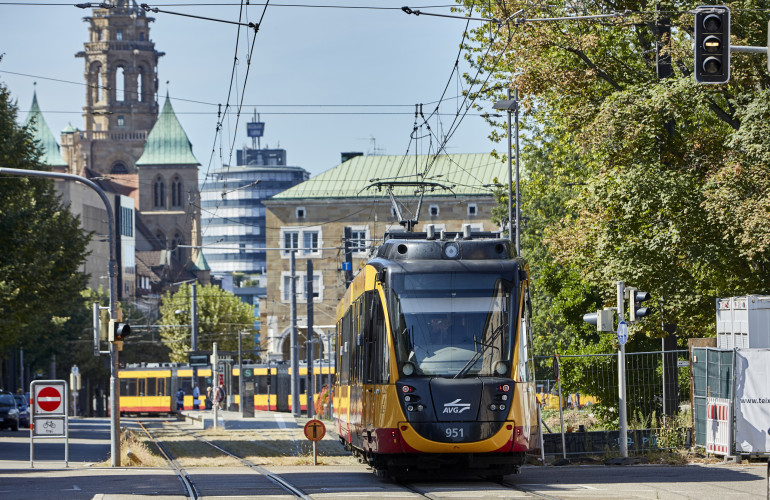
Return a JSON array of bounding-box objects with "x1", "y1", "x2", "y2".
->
[{"x1": 0, "y1": 1, "x2": 505, "y2": 180}]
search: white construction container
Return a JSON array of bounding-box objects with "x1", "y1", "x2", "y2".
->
[{"x1": 716, "y1": 295, "x2": 770, "y2": 349}]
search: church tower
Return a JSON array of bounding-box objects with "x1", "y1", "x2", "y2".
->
[{"x1": 63, "y1": 0, "x2": 163, "y2": 175}]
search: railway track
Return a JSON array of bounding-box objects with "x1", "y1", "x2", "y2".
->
[{"x1": 137, "y1": 420, "x2": 312, "y2": 499}]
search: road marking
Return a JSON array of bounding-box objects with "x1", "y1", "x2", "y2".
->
[{"x1": 62, "y1": 485, "x2": 81, "y2": 491}]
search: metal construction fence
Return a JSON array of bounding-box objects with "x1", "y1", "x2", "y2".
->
[{"x1": 534, "y1": 350, "x2": 692, "y2": 455}]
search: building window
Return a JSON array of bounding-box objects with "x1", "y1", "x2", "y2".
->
[
  {"x1": 281, "y1": 227, "x2": 322, "y2": 258},
  {"x1": 139, "y1": 32, "x2": 145, "y2": 41},
  {"x1": 467, "y1": 203, "x2": 478, "y2": 216},
  {"x1": 111, "y1": 162, "x2": 128, "y2": 174},
  {"x1": 120, "y1": 206, "x2": 133, "y2": 237},
  {"x1": 283, "y1": 230, "x2": 299, "y2": 255},
  {"x1": 171, "y1": 233, "x2": 184, "y2": 262},
  {"x1": 296, "y1": 207, "x2": 305, "y2": 219},
  {"x1": 303, "y1": 231, "x2": 319, "y2": 255},
  {"x1": 281, "y1": 272, "x2": 323, "y2": 303},
  {"x1": 429, "y1": 205, "x2": 439, "y2": 217},
  {"x1": 155, "y1": 231, "x2": 166, "y2": 248},
  {"x1": 171, "y1": 175, "x2": 183, "y2": 208},
  {"x1": 349, "y1": 227, "x2": 369, "y2": 254},
  {"x1": 154, "y1": 176, "x2": 166, "y2": 208},
  {"x1": 116, "y1": 29, "x2": 123, "y2": 41},
  {"x1": 117, "y1": 115, "x2": 125, "y2": 127}
]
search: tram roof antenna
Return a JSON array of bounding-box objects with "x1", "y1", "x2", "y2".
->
[{"x1": 361, "y1": 180, "x2": 456, "y2": 232}]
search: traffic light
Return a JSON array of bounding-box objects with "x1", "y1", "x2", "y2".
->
[
  {"x1": 583, "y1": 308, "x2": 614, "y2": 332},
  {"x1": 108, "y1": 320, "x2": 131, "y2": 341},
  {"x1": 630, "y1": 291, "x2": 652, "y2": 322},
  {"x1": 694, "y1": 5, "x2": 730, "y2": 84}
]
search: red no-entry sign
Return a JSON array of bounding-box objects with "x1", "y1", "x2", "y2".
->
[{"x1": 34, "y1": 384, "x2": 65, "y2": 415}]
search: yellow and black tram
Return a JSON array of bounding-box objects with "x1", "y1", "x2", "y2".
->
[
  {"x1": 333, "y1": 229, "x2": 538, "y2": 478},
  {"x1": 118, "y1": 363, "x2": 333, "y2": 414}
]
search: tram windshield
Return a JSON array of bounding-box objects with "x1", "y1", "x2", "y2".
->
[{"x1": 389, "y1": 272, "x2": 515, "y2": 377}]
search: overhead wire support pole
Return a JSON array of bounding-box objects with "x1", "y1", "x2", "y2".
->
[{"x1": 0, "y1": 167, "x2": 121, "y2": 467}]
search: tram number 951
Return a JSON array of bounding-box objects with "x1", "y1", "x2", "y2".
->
[{"x1": 445, "y1": 427, "x2": 464, "y2": 439}]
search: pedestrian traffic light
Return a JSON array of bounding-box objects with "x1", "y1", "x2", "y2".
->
[
  {"x1": 630, "y1": 291, "x2": 652, "y2": 322},
  {"x1": 108, "y1": 320, "x2": 131, "y2": 341},
  {"x1": 583, "y1": 308, "x2": 614, "y2": 332},
  {"x1": 694, "y1": 5, "x2": 730, "y2": 84}
]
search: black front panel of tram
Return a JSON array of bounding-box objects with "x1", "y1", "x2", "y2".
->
[{"x1": 397, "y1": 378, "x2": 514, "y2": 443}]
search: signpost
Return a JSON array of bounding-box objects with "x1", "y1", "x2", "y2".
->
[
  {"x1": 30, "y1": 380, "x2": 69, "y2": 468},
  {"x1": 303, "y1": 418, "x2": 326, "y2": 465}
]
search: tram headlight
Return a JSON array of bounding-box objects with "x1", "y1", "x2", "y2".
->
[
  {"x1": 402, "y1": 362, "x2": 415, "y2": 376},
  {"x1": 494, "y1": 361, "x2": 508, "y2": 376}
]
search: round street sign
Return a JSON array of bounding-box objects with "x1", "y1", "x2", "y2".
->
[
  {"x1": 37, "y1": 386, "x2": 63, "y2": 413},
  {"x1": 303, "y1": 419, "x2": 326, "y2": 442},
  {"x1": 617, "y1": 320, "x2": 629, "y2": 346}
]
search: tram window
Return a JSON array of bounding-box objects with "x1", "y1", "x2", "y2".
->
[
  {"x1": 300, "y1": 378, "x2": 306, "y2": 393},
  {"x1": 147, "y1": 377, "x2": 156, "y2": 396},
  {"x1": 138, "y1": 378, "x2": 146, "y2": 397},
  {"x1": 158, "y1": 378, "x2": 166, "y2": 396},
  {"x1": 233, "y1": 375, "x2": 239, "y2": 395},
  {"x1": 122, "y1": 378, "x2": 138, "y2": 396},
  {"x1": 180, "y1": 377, "x2": 193, "y2": 394}
]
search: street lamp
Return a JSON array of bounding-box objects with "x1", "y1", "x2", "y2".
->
[{"x1": 493, "y1": 88, "x2": 521, "y2": 256}]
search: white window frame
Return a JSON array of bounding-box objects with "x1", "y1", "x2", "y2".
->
[
  {"x1": 429, "y1": 204, "x2": 440, "y2": 217},
  {"x1": 348, "y1": 225, "x2": 370, "y2": 256},
  {"x1": 280, "y1": 271, "x2": 324, "y2": 303},
  {"x1": 281, "y1": 229, "x2": 299, "y2": 256},
  {"x1": 467, "y1": 203, "x2": 478, "y2": 217},
  {"x1": 280, "y1": 226, "x2": 322, "y2": 259}
]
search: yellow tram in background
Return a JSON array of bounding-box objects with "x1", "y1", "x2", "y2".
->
[
  {"x1": 333, "y1": 229, "x2": 539, "y2": 479},
  {"x1": 118, "y1": 363, "x2": 333, "y2": 415}
]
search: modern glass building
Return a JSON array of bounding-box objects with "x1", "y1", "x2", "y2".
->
[{"x1": 200, "y1": 149, "x2": 309, "y2": 280}]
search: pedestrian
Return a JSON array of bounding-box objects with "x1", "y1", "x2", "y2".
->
[
  {"x1": 193, "y1": 384, "x2": 200, "y2": 410},
  {"x1": 176, "y1": 387, "x2": 185, "y2": 412},
  {"x1": 215, "y1": 383, "x2": 226, "y2": 410},
  {"x1": 205, "y1": 386, "x2": 213, "y2": 410}
]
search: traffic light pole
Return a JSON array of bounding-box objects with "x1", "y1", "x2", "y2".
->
[
  {"x1": 0, "y1": 167, "x2": 122, "y2": 466},
  {"x1": 617, "y1": 281, "x2": 628, "y2": 458}
]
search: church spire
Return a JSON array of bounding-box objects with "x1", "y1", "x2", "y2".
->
[{"x1": 24, "y1": 88, "x2": 67, "y2": 169}]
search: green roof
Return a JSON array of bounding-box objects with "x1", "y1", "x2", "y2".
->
[
  {"x1": 192, "y1": 251, "x2": 210, "y2": 272},
  {"x1": 272, "y1": 153, "x2": 504, "y2": 200},
  {"x1": 136, "y1": 95, "x2": 199, "y2": 166},
  {"x1": 24, "y1": 92, "x2": 66, "y2": 167}
]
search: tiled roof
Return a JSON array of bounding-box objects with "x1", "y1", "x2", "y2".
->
[
  {"x1": 23, "y1": 92, "x2": 67, "y2": 167},
  {"x1": 136, "y1": 94, "x2": 199, "y2": 166},
  {"x1": 271, "y1": 153, "x2": 504, "y2": 200}
]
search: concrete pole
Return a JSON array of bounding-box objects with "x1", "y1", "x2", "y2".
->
[
  {"x1": 306, "y1": 259, "x2": 315, "y2": 418},
  {"x1": 617, "y1": 281, "x2": 628, "y2": 458},
  {"x1": 505, "y1": 88, "x2": 514, "y2": 245},
  {"x1": 290, "y1": 251, "x2": 300, "y2": 417},
  {"x1": 191, "y1": 283, "x2": 198, "y2": 352},
  {"x1": 213, "y1": 342, "x2": 219, "y2": 429},
  {"x1": 514, "y1": 87, "x2": 521, "y2": 256}
]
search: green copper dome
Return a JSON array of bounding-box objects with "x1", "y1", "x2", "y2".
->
[{"x1": 136, "y1": 94, "x2": 199, "y2": 166}]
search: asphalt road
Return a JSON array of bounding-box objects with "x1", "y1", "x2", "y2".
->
[{"x1": 0, "y1": 416, "x2": 767, "y2": 499}]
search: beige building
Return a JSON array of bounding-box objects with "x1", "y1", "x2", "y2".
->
[{"x1": 261, "y1": 153, "x2": 508, "y2": 363}]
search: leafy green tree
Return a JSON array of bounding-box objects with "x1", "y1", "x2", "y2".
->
[
  {"x1": 158, "y1": 283, "x2": 256, "y2": 363},
  {"x1": 0, "y1": 81, "x2": 90, "y2": 360}
]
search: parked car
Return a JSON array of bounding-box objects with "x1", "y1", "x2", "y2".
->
[
  {"x1": 13, "y1": 394, "x2": 29, "y2": 427},
  {"x1": 0, "y1": 392, "x2": 20, "y2": 431}
]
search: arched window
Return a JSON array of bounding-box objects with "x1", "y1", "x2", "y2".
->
[
  {"x1": 171, "y1": 233, "x2": 184, "y2": 262},
  {"x1": 89, "y1": 62, "x2": 102, "y2": 104},
  {"x1": 171, "y1": 175, "x2": 183, "y2": 207},
  {"x1": 155, "y1": 231, "x2": 166, "y2": 249},
  {"x1": 111, "y1": 162, "x2": 128, "y2": 174},
  {"x1": 153, "y1": 176, "x2": 166, "y2": 208},
  {"x1": 137, "y1": 67, "x2": 144, "y2": 102},
  {"x1": 116, "y1": 66, "x2": 125, "y2": 102}
]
